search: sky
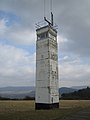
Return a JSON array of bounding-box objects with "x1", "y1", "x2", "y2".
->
[{"x1": 0, "y1": 0, "x2": 90, "y2": 87}]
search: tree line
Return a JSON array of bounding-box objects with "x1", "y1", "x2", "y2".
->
[
  {"x1": 61, "y1": 87, "x2": 90, "y2": 100},
  {"x1": 0, "y1": 96, "x2": 35, "y2": 100}
]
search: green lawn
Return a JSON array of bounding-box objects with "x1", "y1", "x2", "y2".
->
[{"x1": 0, "y1": 100, "x2": 90, "y2": 120}]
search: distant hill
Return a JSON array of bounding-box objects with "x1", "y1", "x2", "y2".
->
[
  {"x1": 59, "y1": 87, "x2": 77, "y2": 95},
  {"x1": 0, "y1": 86, "x2": 77, "y2": 99},
  {"x1": 0, "y1": 86, "x2": 35, "y2": 92},
  {"x1": 61, "y1": 87, "x2": 90, "y2": 100},
  {"x1": 0, "y1": 86, "x2": 35, "y2": 99},
  {"x1": 71, "y1": 85, "x2": 90, "y2": 89},
  {"x1": 1, "y1": 85, "x2": 89, "y2": 99}
]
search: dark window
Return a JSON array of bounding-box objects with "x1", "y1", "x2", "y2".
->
[{"x1": 37, "y1": 32, "x2": 48, "y2": 40}]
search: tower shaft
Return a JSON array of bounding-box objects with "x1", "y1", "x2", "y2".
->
[{"x1": 35, "y1": 25, "x2": 59, "y2": 109}]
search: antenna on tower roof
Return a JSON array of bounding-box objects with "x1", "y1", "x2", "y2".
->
[
  {"x1": 35, "y1": 0, "x2": 57, "y2": 29},
  {"x1": 44, "y1": 0, "x2": 45, "y2": 18},
  {"x1": 44, "y1": 0, "x2": 54, "y2": 26},
  {"x1": 50, "y1": 0, "x2": 52, "y2": 13}
]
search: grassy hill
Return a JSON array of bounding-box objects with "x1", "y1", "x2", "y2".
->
[{"x1": 61, "y1": 87, "x2": 90, "y2": 100}]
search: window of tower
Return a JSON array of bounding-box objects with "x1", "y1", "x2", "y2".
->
[
  {"x1": 37, "y1": 35, "x2": 40, "y2": 40},
  {"x1": 37, "y1": 32, "x2": 48, "y2": 40}
]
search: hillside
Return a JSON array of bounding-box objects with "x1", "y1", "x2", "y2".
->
[
  {"x1": 59, "y1": 87, "x2": 77, "y2": 95},
  {"x1": 0, "y1": 86, "x2": 35, "y2": 99},
  {"x1": 61, "y1": 87, "x2": 90, "y2": 100},
  {"x1": 71, "y1": 85, "x2": 90, "y2": 89}
]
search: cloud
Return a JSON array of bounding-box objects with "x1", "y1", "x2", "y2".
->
[
  {"x1": 8, "y1": 28, "x2": 36, "y2": 45},
  {"x1": 0, "y1": 18, "x2": 36, "y2": 45},
  {"x1": 59, "y1": 58, "x2": 90, "y2": 87},
  {"x1": 59, "y1": 50, "x2": 90, "y2": 87},
  {"x1": 55, "y1": 0, "x2": 90, "y2": 58},
  {"x1": 0, "y1": 44, "x2": 35, "y2": 86},
  {"x1": 0, "y1": 0, "x2": 90, "y2": 87},
  {"x1": 0, "y1": 0, "x2": 90, "y2": 57},
  {"x1": 0, "y1": 19, "x2": 8, "y2": 36}
]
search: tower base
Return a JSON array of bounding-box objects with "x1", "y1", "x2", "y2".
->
[{"x1": 35, "y1": 103, "x2": 59, "y2": 110}]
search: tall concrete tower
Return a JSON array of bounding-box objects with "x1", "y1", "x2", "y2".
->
[{"x1": 35, "y1": 12, "x2": 59, "y2": 109}]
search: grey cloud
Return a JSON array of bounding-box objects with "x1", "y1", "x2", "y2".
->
[
  {"x1": 0, "y1": 44, "x2": 35, "y2": 87},
  {"x1": 0, "y1": 0, "x2": 90, "y2": 87},
  {"x1": 55, "y1": 0, "x2": 90, "y2": 57},
  {"x1": 0, "y1": 0, "x2": 44, "y2": 28},
  {"x1": 60, "y1": 63, "x2": 90, "y2": 87}
]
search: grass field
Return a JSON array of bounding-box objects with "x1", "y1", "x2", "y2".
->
[{"x1": 0, "y1": 100, "x2": 90, "y2": 120}]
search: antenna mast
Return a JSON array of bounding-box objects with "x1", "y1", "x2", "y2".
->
[
  {"x1": 50, "y1": 0, "x2": 53, "y2": 26},
  {"x1": 44, "y1": 0, "x2": 54, "y2": 26},
  {"x1": 50, "y1": 0, "x2": 52, "y2": 12},
  {"x1": 44, "y1": 0, "x2": 45, "y2": 17}
]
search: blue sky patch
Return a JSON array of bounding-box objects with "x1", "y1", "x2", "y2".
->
[{"x1": 0, "y1": 10, "x2": 21, "y2": 26}]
